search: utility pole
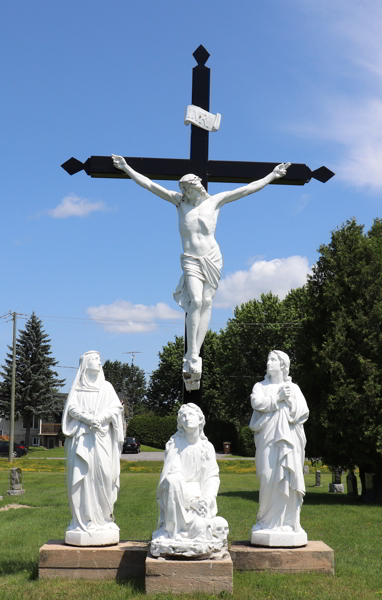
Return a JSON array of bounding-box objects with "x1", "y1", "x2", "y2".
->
[{"x1": 8, "y1": 312, "x2": 17, "y2": 463}]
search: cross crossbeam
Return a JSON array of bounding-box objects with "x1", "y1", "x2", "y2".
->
[{"x1": 62, "y1": 45, "x2": 334, "y2": 189}]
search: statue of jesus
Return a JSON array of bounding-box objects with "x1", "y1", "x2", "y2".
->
[{"x1": 112, "y1": 155, "x2": 290, "y2": 389}]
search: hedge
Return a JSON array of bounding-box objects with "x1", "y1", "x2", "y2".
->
[
  {"x1": 127, "y1": 414, "x2": 240, "y2": 453},
  {"x1": 127, "y1": 414, "x2": 177, "y2": 449}
]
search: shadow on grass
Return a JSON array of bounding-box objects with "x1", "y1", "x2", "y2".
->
[
  {"x1": 219, "y1": 491, "x2": 259, "y2": 502},
  {"x1": 219, "y1": 489, "x2": 366, "y2": 507},
  {"x1": 117, "y1": 576, "x2": 145, "y2": 592},
  {"x1": 0, "y1": 559, "x2": 37, "y2": 578}
]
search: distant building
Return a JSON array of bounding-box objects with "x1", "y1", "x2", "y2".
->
[
  {"x1": 0, "y1": 393, "x2": 67, "y2": 448},
  {"x1": 0, "y1": 392, "x2": 127, "y2": 447}
]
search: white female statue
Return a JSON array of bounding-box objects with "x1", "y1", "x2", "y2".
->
[
  {"x1": 151, "y1": 403, "x2": 229, "y2": 559},
  {"x1": 249, "y1": 350, "x2": 309, "y2": 547},
  {"x1": 62, "y1": 351, "x2": 124, "y2": 546},
  {"x1": 112, "y1": 154, "x2": 290, "y2": 390}
]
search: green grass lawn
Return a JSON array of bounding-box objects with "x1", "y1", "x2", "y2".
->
[
  {"x1": 0, "y1": 468, "x2": 381, "y2": 600},
  {"x1": 24, "y1": 444, "x2": 163, "y2": 460}
]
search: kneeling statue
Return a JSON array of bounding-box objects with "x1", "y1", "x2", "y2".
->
[{"x1": 151, "y1": 403, "x2": 229, "y2": 559}]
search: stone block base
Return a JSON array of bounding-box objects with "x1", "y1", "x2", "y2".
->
[
  {"x1": 230, "y1": 540, "x2": 334, "y2": 574},
  {"x1": 145, "y1": 553, "x2": 233, "y2": 595},
  {"x1": 39, "y1": 540, "x2": 148, "y2": 580},
  {"x1": 7, "y1": 489, "x2": 25, "y2": 496}
]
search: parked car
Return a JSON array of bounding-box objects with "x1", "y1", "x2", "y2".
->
[
  {"x1": 0, "y1": 441, "x2": 28, "y2": 458},
  {"x1": 122, "y1": 437, "x2": 141, "y2": 454}
]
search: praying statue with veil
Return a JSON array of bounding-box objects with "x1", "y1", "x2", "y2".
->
[
  {"x1": 112, "y1": 154, "x2": 290, "y2": 389},
  {"x1": 62, "y1": 350, "x2": 124, "y2": 546}
]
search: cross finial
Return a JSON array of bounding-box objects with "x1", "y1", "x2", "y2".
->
[{"x1": 193, "y1": 45, "x2": 210, "y2": 66}]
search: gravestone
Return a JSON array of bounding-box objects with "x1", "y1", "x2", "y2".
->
[
  {"x1": 364, "y1": 473, "x2": 380, "y2": 502},
  {"x1": 328, "y1": 469, "x2": 344, "y2": 493},
  {"x1": 7, "y1": 467, "x2": 25, "y2": 496},
  {"x1": 315, "y1": 470, "x2": 322, "y2": 487},
  {"x1": 303, "y1": 465, "x2": 309, "y2": 475},
  {"x1": 346, "y1": 470, "x2": 358, "y2": 496}
]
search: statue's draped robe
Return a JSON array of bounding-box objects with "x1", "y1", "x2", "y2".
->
[
  {"x1": 173, "y1": 245, "x2": 223, "y2": 310},
  {"x1": 249, "y1": 380, "x2": 309, "y2": 532},
  {"x1": 154, "y1": 434, "x2": 220, "y2": 540},
  {"x1": 62, "y1": 381, "x2": 124, "y2": 533}
]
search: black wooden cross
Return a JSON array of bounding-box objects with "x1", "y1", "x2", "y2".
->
[{"x1": 61, "y1": 45, "x2": 334, "y2": 408}]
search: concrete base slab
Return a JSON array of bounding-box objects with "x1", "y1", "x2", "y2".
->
[
  {"x1": 145, "y1": 552, "x2": 233, "y2": 595},
  {"x1": 39, "y1": 540, "x2": 148, "y2": 580},
  {"x1": 7, "y1": 489, "x2": 25, "y2": 496},
  {"x1": 230, "y1": 540, "x2": 334, "y2": 574},
  {"x1": 65, "y1": 528, "x2": 119, "y2": 547}
]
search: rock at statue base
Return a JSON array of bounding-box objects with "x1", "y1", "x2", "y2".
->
[
  {"x1": 65, "y1": 526, "x2": 120, "y2": 547},
  {"x1": 7, "y1": 489, "x2": 25, "y2": 496},
  {"x1": 150, "y1": 533, "x2": 229, "y2": 560},
  {"x1": 251, "y1": 526, "x2": 308, "y2": 548}
]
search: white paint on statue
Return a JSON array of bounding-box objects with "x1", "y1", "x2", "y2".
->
[
  {"x1": 62, "y1": 351, "x2": 124, "y2": 547},
  {"x1": 111, "y1": 154, "x2": 291, "y2": 390},
  {"x1": 150, "y1": 403, "x2": 229, "y2": 559},
  {"x1": 184, "y1": 105, "x2": 221, "y2": 132},
  {"x1": 249, "y1": 350, "x2": 309, "y2": 547}
]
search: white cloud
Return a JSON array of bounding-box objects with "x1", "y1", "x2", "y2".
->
[
  {"x1": 291, "y1": 0, "x2": 382, "y2": 191},
  {"x1": 48, "y1": 194, "x2": 108, "y2": 218},
  {"x1": 87, "y1": 299, "x2": 183, "y2": 334},
  {"x1": 214, "y1": 256, "x2": 312, "y2": 309}
]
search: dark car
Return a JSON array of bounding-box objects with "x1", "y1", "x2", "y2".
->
[
  {"x1": 122, "y1": 437, "x2": 141, "y2": 454},
  {"x1": 0, "y1": 441, "x2": 28, "y2": 458}
]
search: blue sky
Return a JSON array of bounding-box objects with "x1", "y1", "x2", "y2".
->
[{"x1": 1, "y1": 0, "x2": 381, "y2": 391}]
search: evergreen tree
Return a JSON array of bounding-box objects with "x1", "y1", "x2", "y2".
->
[
  {"x1": 0, "y1": 313, "x2": 65, "y2": 447},
  {"x1": 146, "y1": 331, "x2": 225, "y2": 418},
  {"x1": 218, "y1": 290, "x2": 308, "y2": 426},
  {"x1": 102, "y1": 359, "x2": 146, "y2": 419},
  {"x1": 300, "y1": 218, "x2": 382, "y2": 493}
]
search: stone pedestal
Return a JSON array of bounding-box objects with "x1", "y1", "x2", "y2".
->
[
  {"x1": 7, "y1": 489, "x2": 25, "y2": 496},
  {"x1": 145, "y1": 553, "x2": 233, "y2": 595},
  {"x1": 230, "y1": 541, "x2": 334, "y2": 574},
  {"x1": 39, "y1": 540, "x2": 148, "y2": 580},
  {"x1": 251, "y1": 528, "x2": 308, "y2": 547}
]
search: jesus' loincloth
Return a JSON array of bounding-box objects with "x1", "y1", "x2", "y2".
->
[{"x1": 173, "y1": 245, "x2": 223, "y2": 310}]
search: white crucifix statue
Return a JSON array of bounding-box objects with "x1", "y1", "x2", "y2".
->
[{"x1": 112, "y1": 155, "x2": 290, "y2": 390}]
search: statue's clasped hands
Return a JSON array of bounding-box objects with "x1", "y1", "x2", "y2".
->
[{"x1": 278, "y1": 383, "x2": 293, "y2": 407}]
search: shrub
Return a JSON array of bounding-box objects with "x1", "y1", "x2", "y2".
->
[
  {"x1": 237, "y1": 426, "x2": 256, "y2": 457},
  {"x1": 128, "y1": 414, "x2": 177, "y2": 449},
  {"x1": 204, "y1": 419, "x2": 238, "y2": 453}
]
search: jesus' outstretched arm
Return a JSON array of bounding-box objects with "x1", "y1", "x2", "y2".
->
[
  {"x1": 215, "y1": 163, "x2": 291, "y2": 208},
  {"x1": 112, "y1": 155, "x2": 181, "y2": 205}
]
